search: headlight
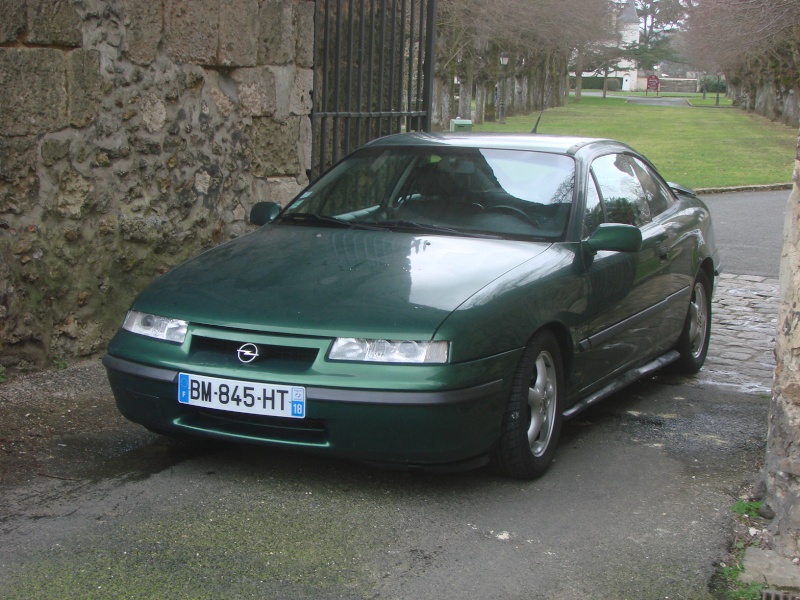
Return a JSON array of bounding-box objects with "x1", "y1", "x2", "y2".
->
[
  {"x1": 122, "y1": 311, "x2": 188, "y2": 344},
  {"x1": 329, "y1": 338, "x2": 449, "y2": 363}
]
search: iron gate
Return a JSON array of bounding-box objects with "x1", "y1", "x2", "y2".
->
[{"x1": 311, "y1": 0, "x2": 438, "y2": 178}]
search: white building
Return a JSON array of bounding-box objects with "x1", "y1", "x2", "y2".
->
[
  {"x1": 575, "y1": 0, "x2": 641, "y2": 91},
  {"x1": 614, "y1": 0, "x2": 640, "y2": 91}
]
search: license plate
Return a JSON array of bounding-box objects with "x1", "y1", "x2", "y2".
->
[{"x1": 178, "y1": 373, "x2": 305, "y2": 419}]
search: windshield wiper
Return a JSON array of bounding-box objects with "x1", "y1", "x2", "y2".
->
[
  {"x1": 374, "y1": 220, "x2": 501, "y2": 238},
  {"x1": 274, "y1": 213, "x2": 393, "y2": 231},
  {"x1": 274, "y1": 213, "x2": 351, "y2": 227}
]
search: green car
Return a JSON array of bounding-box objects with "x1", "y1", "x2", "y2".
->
[{"x1": 103, "y1": 133, "x2": 720, "y2": 479}]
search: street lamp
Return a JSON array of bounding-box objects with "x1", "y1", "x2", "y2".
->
[{"x1": 498, "y1": 51, "x2": 509, "y2": 124}]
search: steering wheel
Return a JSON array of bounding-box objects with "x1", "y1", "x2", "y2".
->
[{"x1": 485, "y1": 205, "x2": 542, "y2": 228}]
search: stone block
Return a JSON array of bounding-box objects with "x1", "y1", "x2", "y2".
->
[
  {"x1": 27, "y1": 0, "x2": 82, "y2": 46},
  {"x1": 294, "y1": 2, "x2": 315, "y2": 69},
  {"x1": 66, "y1": 49, "x2": 102, "y2": 128},
  {"x1": 274, "y1": 66, "x2": 294, "y2": 122},
  {"x1": 741, "y1": 547, "x2": 800, "y2": 589},
  {"x1": 298, "y1": 115, "x2": 312, "y2": 177},
  {"x1": 124, "y1": 0, "x2": 162, "y2": 65},
  {"x1": 219, "y1": 0, "x2": 259, "y2": 66},
  {"x1": 290, "y1": 67, "x2": 313, "y2": 116},
  {"x1": 258, "y1": 0, "x2": 294, "y2": 65},
  {"x1": 165, "y1": 0, "x2": 218, "y2": 65},
  {"x1": 0, "y1": 49, "x2": 68, "y2": 136},
  {"x1": 55, "y1": 169, "x2": 94, "y2": 220},
  {"x1": 0, "y1": 0, "x2": 26, "y2": 43},
  {"x1": 140, "y1": 93, "x2": 167, "y2": 133},
  {"x1": 0, "y1": 136, "x2": 39, "y2": 214},
  {"x1": 233, "y1": 67, "x2": 277, "y2": 117},
  {"x1": 40, "y1": 138, "x2": 70, "y2": 167},
  {"x1": 246, "y1": 116, "x2": 301, "y2": 177},
  {"x1": 267, "y1": 176, "x2": 304, "y2": 206}
]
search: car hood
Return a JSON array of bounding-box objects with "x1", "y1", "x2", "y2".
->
[{"x1": 132, "y1": 225, "x2": 551, "y2": 339}]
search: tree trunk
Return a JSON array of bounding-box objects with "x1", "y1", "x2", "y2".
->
[
  {"x1": 458, "y1": 61, "x2": 474, "y2": 120},
  {"x1": 765, "y1": 126, "x2": 800, "y2": 555},
  {"x1": 474, "y1": 84, "x2": 485, "y2": 124},
  {"x1": 574, "y1": 47, "x2": 584, "y2": 103}
]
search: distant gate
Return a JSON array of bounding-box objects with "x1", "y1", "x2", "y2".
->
[{"x1": 311, "y1": 0, "x2": 438, "y2": 178}]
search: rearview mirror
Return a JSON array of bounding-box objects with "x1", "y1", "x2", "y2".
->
[
  {"x1": 584, "y1": 223, "x2": 642, "y2": 253},
  {"x1": 250, "y1": 201, "x2": 282, "y2": 226}
]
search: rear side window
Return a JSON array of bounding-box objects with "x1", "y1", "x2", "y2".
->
[
  {"x1": 583, "y1": 174, "x2": 605, "y2": 238},
  {"x1": 631, "y1": 157, "x2": 674, "y2": 217},
  {"x1": 591, "y1": 154, "x2": 651, "y2": 227}
]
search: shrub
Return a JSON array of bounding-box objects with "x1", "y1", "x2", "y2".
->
[{"x1": 701, "y1": 76, "x2": 728, "y2": 94}]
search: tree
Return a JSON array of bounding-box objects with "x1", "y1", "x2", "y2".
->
[
  {"x1": 768, "y1": 128, "x2": 800, "y2": 555},
  {"x1": 684, "y1": 0, "x2": 800, "y2": 562},
  {"x1": 685, "y1": 0, "x2": 800, "y2": 73},
  {"x1": 636, "y1": 0, "x2": 689, "y2": 49},
  {"x1": 624, "y1": 0, "x2": 690, "y2": 69},
  {"x1": 435, "y1": 0, "x2": 617, "y2": 119}
]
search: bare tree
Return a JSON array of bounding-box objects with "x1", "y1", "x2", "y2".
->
[
  {"x1": 435, "y1": 0, "x2": 617, "y2": 122},
  {"x1": 685, "y1": 0, "x2": 800, "y2": 563},
  {"x1": 685, "y1": 0, "x2": 800, "y2": 72},
  {"x1": 768, "y1": 128, "x2": 800, "y2": 556}
]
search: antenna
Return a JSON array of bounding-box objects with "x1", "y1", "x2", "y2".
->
[
  {"x1": 531, "y1": 90, "x2": 551, "y2": 133},
  {"x1": 531, "y1": 109, "x2": 544, "y2": 133}
]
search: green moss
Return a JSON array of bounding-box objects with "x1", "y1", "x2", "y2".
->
[{"x1": 0, "y1": 477, "x2": 397, "y2": 599}]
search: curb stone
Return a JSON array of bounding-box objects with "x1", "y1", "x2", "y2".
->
[
  {"x1": 741, "y1": 547, "x2": 800, "y2": 590},
  {"x1": 696, "y1": 183, "x2": 793, "y2": 194}
]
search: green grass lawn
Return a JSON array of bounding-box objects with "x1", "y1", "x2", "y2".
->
[{"x1": 474, "y1": 95, "x2": 796, "y2": 189}]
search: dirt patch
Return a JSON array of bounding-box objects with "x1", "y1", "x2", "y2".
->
[{"x1": 0, "y1": 357, "x2": 130, "y2": 486}]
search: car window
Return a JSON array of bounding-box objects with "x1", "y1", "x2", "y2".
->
[
  {"x1": 282, "y1": 146, "x2": 576, "y2": 241},
  {"x1": 631, "y1": 157, "x2": 674, "y2": 217},
  {"x1": 291, "y1": 151, "x2": 413, "y2": 215},
  {"x1": 583, "y1": 174, "x2": 605, "y2": 238},
  {"x1": 591, "y1": 153, "x2": 651, "y2": 227}
]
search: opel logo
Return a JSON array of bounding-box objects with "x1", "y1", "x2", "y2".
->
[{"x1": 237, "y1": 343, "x2": 259, "y2": 364}]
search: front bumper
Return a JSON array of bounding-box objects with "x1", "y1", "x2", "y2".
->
[{"x1": 103, "y1": 354, "x2": 510, "y2": 467}]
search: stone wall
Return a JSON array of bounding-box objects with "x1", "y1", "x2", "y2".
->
[
  {"x1": 658, "y1": 78, "x2": 699, "y2": 94},
  {"x1": 0, "y1": 0, "x2": 315, "y2": 369}
]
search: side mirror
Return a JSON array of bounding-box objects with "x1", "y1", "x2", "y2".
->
[
  {"x1": 584, "y1": 223, "x2": 642, "y2": 253},
  {"x1": 249, "y1": 201, "x2": 282, "y2": 226}
]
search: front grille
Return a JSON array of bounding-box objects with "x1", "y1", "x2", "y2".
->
[{"x1": 190, "y1": 335, "x2": 319, "y2": 371}]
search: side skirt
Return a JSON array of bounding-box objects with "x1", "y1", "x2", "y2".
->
[{"x1": 562, "y1": 350, "x2": 680, "y2": 419}]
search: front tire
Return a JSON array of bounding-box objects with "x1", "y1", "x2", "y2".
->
[
  {"x1": 493, "y1": 331, "x2": 563, "y2": 479},
  {"x1": 673, "y1": 270, "x2": 712, "y2": 373}
]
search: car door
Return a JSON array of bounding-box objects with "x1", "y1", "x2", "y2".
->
[
  {"x1": 572, "y1": 153, "x2": 675, "y2": 395},
  {"x1": 629, "y1": 156, "x2": 690, "y2": 346}
]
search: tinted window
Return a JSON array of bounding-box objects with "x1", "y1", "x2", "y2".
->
[
  {"x1": 631, "y1": 157, "x2": 674, "y2": 217},
  {"x1": 583, "y1": 174, "x2": 605, "y2": 238},
  {"x1": 283, "y1": 146, "x2": 575, "y2": 240},
  {"x1": 591, "y1": 154, "x2": 651, "y2": 227}
]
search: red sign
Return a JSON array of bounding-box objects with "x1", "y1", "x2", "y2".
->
[{"x1": 646, "y1": 75, "x2": 660, "y2": 95}]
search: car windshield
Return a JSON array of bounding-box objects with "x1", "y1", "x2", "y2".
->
[{"x1": 279, "y1": 146, "x2": 576, "y2": 240}]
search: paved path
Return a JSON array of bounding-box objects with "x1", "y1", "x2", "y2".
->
[
  {"x1": 701, "y1": 273, "x2": 778, "y2": 393},
  {"x1": 625, "y1": 96, "x2": 693, "y2": 108}
]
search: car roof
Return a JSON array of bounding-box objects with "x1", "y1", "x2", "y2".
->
[{"x1": 365, "y1": 132, "x2": 634, "y2": 157}]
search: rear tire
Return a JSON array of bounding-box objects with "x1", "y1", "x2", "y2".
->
[
  {"x1": 493, "y1": 331, "x2": 563, "y2": 479},
  {"x1": 673, "y1": 270, "x2": 712, "y2": 374}
]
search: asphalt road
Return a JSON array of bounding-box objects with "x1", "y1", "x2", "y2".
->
[
  {"x1": 701, "y1": 189, "x2": 787, "y2": 278},
  {"x1": 0, "y1": 189, "x2": 787, "y2": 599}
]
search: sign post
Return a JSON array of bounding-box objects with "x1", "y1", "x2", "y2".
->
[{"x1": 646, "y1": 75, "x2": 660, "y2": 96}]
